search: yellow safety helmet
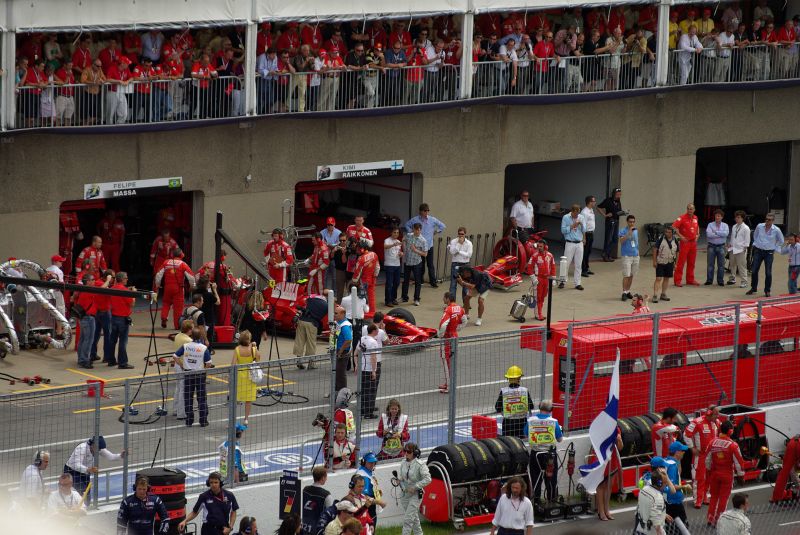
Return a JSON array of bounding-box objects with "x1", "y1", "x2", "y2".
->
[{"x1": 505, "y1": 365, "x2": 523, "y2": 380}]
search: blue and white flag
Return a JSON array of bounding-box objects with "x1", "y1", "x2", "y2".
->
[{"x1": 578, "y1": 350, "x2": 621, "y2": 493}]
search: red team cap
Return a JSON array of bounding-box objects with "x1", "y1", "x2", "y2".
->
[
  {"x1": 326, "y1": 217, "x2": 336, "y2": 226},
  {"x1": 51, "y1": 254, "x2": 67, "y2": 262}
]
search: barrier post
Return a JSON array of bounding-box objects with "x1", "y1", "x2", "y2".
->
[
  {"x1": 753, "y1": 301, "x2": 763, "y2": 406},
  {"x1": 327, "y1": 293, "x2": 337, "y2": 470},
  {"x1": 447, "y1": 339, "x2": 458, "y2": 445},
  {"x1": 648, "y1": 313, "x2": 660, "y2": 413},
  {"x1": 731, "y1": 304, "x2": 740, "y2": 404},
  {"x1": 355, "y1": 354, "x2": 363, "y2": 452},
  {"x1": 227, "y1": 364, "x2": 238, "y2": 487},
  {"x1": 92, "y1": 389, "x2": 100, "y2": 508},
  {"x1": 122, "y1": 380, "x2": 130, "y2": 499},
  {"x1": 539, "y1": 327, "x2": 547, "y2": 399},
  {"x1": 564, "y1": 324, "x2": 573, "y2": 434}
]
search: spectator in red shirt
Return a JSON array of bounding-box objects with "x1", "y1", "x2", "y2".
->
[
  {"x1": 404, "y1": 44, "x2": 426, "y2": 105},
  {"x1": 324, "y1": 27, "x2": 349, "y2": 56},
  {"x1": 71, "y1": 35, "x2": 94, "y2": 77},
  {"x1": 777, "y1": 19, "x2": 798, "y2": 77},
  {"x1": 585, "y1": 8, "x2": 607, "y2": 36},
  {"x1": 608, "y1": 7, "x2": 627, "y2": 34},
  {"x1": 277, "y1": 22, "x2": 301, "y2": 57},
  {"x1": 20, "y1": 33, "x2": 44, "y2": 64},
  {"x1": 638, "y1": 5, "x2": 658, "y2": 34},
  {"x1": 301, "y1": 22, "x2": 324, "y2": 52},
  {"x1": 18, "y1": 56, "x2": 46, "y2": 127},
  {"x1": 368, "y1": 20, "x2": 388, "y2": 50},
  {"x1": 108, "y1": 272, "x2": 136, "y2": 369},
  {"x1": 526, "y1": 13, "x2": 551, "y2": 34},
  {"x1": 272, "y1": 49, "x2": 295, "y2": 112},
  {"x1": 191, "y1": 53, "x2": 218, "y2": 119},
  {"x1": 122, "y1": 30, "x2": 142, "y2": 64},
  {"x1": 533, "y1": 31, "x2": 557, "y2": 94},
  {"x1": 320, "y1": 49, "x2": 344, "y2": 111},
  {"x1": 132, "y1": 57, "x2": 158, "y2": 122},
  {"x1": 502, "y1": 13, "x2": 520, "y2": 36},
  {"x1": 105, "y1": 56, "x2": 132, "y2": 125},
  {"x1": 98, "y1": 38, "x2": 121, "y2": 74},
  {"x1": 389, "y1": 22, "x2": 412, "y2": 52},
  {"x1": 162, "y1": 51, "x2": 186, "y2": 120},
  {"x1": 54, "y1": 59, "x2": 76, "y2": 126},
  {"x1": 478, "y1": 13, "x2": 502, "y2": 38},
  {"x1": 443, "y1": 35, "x2": 462, "y2": 98},
  {"x1": 74, "y1": 272, "x2": 102, "y2": 369},
  {"x1": 256, "y1": 22, "x2": 273, "y2": 56}
]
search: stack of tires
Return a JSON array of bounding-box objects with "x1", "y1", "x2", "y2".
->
[
  {"x1": 617, "y1": 411, "x2": 690, "y2": 458},
  {"x1": 136, "y1": 468, "x2": 187, "y2": 535},
  {"x1": 427, "y1": 437, "x2": 529, "y2": 483}
]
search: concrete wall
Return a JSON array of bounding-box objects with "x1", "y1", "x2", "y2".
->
[{"x1": 2, "y1": 86, "x2": 800, "y2": 263}]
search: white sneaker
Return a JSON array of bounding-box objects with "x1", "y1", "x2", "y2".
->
[
  {"x1": 739, "y1": 282, "x2": 748, "y2": 288},
  {"x1": 475, "y1": 318, "x2": 482, "y2": 326},
  {"x1": 413, "y1": 300, "x2": 420, "y2": 306}
]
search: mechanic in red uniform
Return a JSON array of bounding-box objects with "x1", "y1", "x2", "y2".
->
[
  {"x1": 529, "y1": 240, "x2": 555, "y2": 321},
  {"x1": 75, "y1": 236, "x2": 108, "y2": 279},
  {"x1": 307, "y1": 233, "x2": 330, "y2": 295},
  {"x1": 683, "y1": 404, "x2": 721, "y2": 508},
  {"x1": 59, "y1": 211, "x2": 82, "y2": 275},
  {"x1": 706, "y1": 420, "x2": 745, "y2": 526},
  {"x1": 651, "y1": 407, "x2": 680, "y2": 458},
  {"x1": 673, "y1": 203, "x2": 700, "y2": 286},
  {"x1": 437, "y1": 292, "x2": 467, "y2": 394},
  {"x1": 150, "y1": 229, "x2": 178, "y2": 276},
  {"x1": 772, "y1": 435, "x2": 800, "y2": 503},
  {"x1": 345, "y1": 216, "x2": 374, "y2": 277},
  {"x1": 97, "y1": 210, "x2": 126, "y2": 272},
  {"x1": 154, "y1": 248, "x2": 196, "y2": 329},
  {"x1": 197, "y1": 249, "x2": 236, "y2": 328},
  {"x1": 352, "y1": 241, "x2": 380, "y2": 318},
  {"x1": 264, "y1": 228, "x2": 295, "y2": 283}
]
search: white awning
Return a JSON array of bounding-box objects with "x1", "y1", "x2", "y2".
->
[
  {"x1": 254, "y1": 0, "x2": 466, "y2": 23},
  {"x1": 470, "y1": 0, "x2": 657, "y2": 14}
]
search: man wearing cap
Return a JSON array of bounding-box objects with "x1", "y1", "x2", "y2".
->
[
  {"x1": 324, "y1": 500, "x2": 358, "y2": 535},
  {"x1": 356, "y1": 453, "x2": 387, "y2": 528},
  {"x1": 322, "y1": 217, "x2": 342, "y2": 291},
  {"x1": 264, "y1": 228, "x2": 294, "y2": 283},
  {"x1": 105, "y1": 56, "x2": 132, "y2": 125},
  {"x1": 64, "y1": 435, "x2": 127, "y2": 494},
  {"x1": 665, "y1": 442, "x2": 691, "y2": 528}
]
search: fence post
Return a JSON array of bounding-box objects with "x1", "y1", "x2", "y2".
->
[
  {"x1": 92, "y1": 388, "x2": 101, "y2": 508},
  {"x1": 539, "y1": 327, "x2": 547, "y2": 399},
  {"x1": 227, "y1": 365, "x2": 238, "y2": 487},
  {"x1": 648, "y1": 313, "x2": 660, "y2": 413},
  {"x1": 753, "y1": 301, "x2": 763, "y2": 406},
  {"x1": 327, "y1": 294, "x2": 337, "y2": 470},
  {"x1": 355, "y1": 355, "x2": 364, "y2": 452},
  {"x1": 447, "y1": 339, "x2": 458, "y2": 445},
  {"x1": 564, "y1": 324, "x2": 573, "y2": 434},
  {"x1": 122, "y1": 380, "x2": 130, "y2": 500},
  {"x1": 458, "y1": 13, "x2": 474, "y2": 100},
  {"x1": 732, "y1": 304, "x2": 740, "y2": 404}
]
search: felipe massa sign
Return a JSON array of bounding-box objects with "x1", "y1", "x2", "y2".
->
[
  {"x1": 83, "y1": 177, "x2": 183, "y2": 200},
  {"x1": 316, "y1": 160, "x2": 404, "y2": 180}
]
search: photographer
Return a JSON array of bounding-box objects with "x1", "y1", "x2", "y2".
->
[
  {"x1": 377, "y1": 399, "x2": 410, "y2": 459},
  {"x1": 332, "y1": 234, "x2": 349, "y2": 302},
  {"x1": 107, "y1": 271, "x2": 136, "y2": 369}
]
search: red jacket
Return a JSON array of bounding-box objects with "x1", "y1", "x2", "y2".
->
[
  {"x1": 308, "y1": 243, "x2": 330, "y2": 274},
  {"x1": 438, "y1": 303, "x2": 466, "y2": 338},
  {"x1": 150, "y1": 237, "x2": 178, "y2": 266},
  {"x1": 530, "y1": 250, "x2": 555, "y2": 278},
  {"x1": 673, "y1": 213, "x2": 700, "y2": 241},
  {"x1": 155, "y1": 259, "x2": 195, "y2": 290},
  {"x1": 651, "y1": 420, "x2": 679, "y2": 457},
  {"x1": 353, "y1": 251, "x2": 379, "y2": 282},
  {"x1": 346, "y1": 225, "x2": 374, "y2": 247},
  {"x1": 264, "y1": 239, "x2": 295, "y2": 267},
  {"x1": 706, "y1": 435, "x2": 745, "y2": 477},
  {"x1": 75, "y1": 246, "x2": 108, "y2": 278},
  {"x1": 684, "y1": 415, "x2": 720, "y2": 452}
]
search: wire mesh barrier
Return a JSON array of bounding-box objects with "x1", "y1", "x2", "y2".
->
[
  {"x1": 0, "y1": 295, "x2": 798, "y2": 511},
  {"x1": 667, "y1": 43, "x2": 800, "y2": 86}
]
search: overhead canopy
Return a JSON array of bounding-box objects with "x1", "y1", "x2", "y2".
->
[
  {"x1": 470, "y1": 0, "x2": 657, "y2": 14},
  {"x1": 254, "y1": 0, "x2": 466, "y2": 23}
]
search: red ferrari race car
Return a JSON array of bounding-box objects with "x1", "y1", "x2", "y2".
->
[
  {"x1": 474, "y1": 231, "x2": 549, "y2": 289},
  {"x1": 234, "y1": 281, "x2": 437, "y2": 345}
]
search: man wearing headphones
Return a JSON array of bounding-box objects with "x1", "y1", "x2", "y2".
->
[
  {"x1": 19, "y1": 450, "x2": 49, "y2": 510},
  {"x1": 181, "y1": 471, "x2": 239, "y2": 535},
  {"x1": 636, "y1": 470, "x2": 668, "y2": 534},
  {"x1": 356, "y1": 452, "x2": 386, "y2": 527},
  {"x1": 64, "y1": 435, "x2": 127, "y2": 494},
  {"x1": 116, "y1": 475, "x2": 170, "y2": 535},
  {"x1": 397, "y1": 442, "x2": 431, "y2": 535}
]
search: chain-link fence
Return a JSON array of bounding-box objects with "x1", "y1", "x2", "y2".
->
[{"x1": 1, "y1": 294, "x2": 798, "y2": 509}]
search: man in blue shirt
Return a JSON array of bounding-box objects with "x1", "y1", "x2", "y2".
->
[
  {"x1": 705, "y1": 209, "x2": 730, "y2": 287},
  {"x1": 334, "y1": 306, "x2": 353, "y2": 395},
  {"x1": 560, "y1": 204, "x2": 585, "y2": 290},
  {"x1": 780, "y1": 233, "x2": 800, "y2": 295},
  {"x1": 404, "y1": 203, "x2": 446, "y2": 288},
  {"x1": 747, "y1": 213, "x2": 785, "y2": 297},
  {"x1": 619, "y1": 214, "x2": 640, "y2": 301},
  {"x1": 665, "y1": 442, "x2": 691, "y2": 529}
]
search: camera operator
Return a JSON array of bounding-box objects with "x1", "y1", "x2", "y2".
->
[
  {"x1": 396, "y1": 443, "x2": 431, "y2": 535},
  {"x1": 107, "y1": 271, "x2": 136, "y2": 369}
]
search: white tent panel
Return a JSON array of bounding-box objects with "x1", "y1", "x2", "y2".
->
[
  {"x1": 8, "y1": 0, "x2": 251, "y2": 31},
  {"x1": 470, "y1": 0, "x2": 657, "y2": 13},
  {"x1": 255, "y1": 0, "x2": 466, "y2": 22}
]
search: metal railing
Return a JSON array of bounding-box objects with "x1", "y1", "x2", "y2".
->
[
  {"x1": 15, "y1": 75, "x2": 244, "y2": 128},
  {"x1": 667, "y1": 42, "x2": 800, "y2": 85},
  {"x1": 1, "y1": 294, "x2": 798, "y2": 511}
]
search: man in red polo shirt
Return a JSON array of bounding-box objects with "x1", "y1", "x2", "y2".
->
[
  {"x1": 71, "y1": 35, "x2": 93, "y2": 77},
  {"x1": 92, "y1": 270, "x2": 114, "y2": 365},
  {"x1": 74, "y1": 273, "x2": 101, "y2": 369},
  {"x1": 105, "y1": 56, "x2": 132, "y2": 125},
  {"x1": 54, "y1": 59, "x2": 77, "y2": 126},
  {"x1": 98, "y1": 38, "x2": 121, "y2": 74},
  {"x1": 673, "y1": 203, "x2": 700, "y2": 286},
  {"x1": 75, "y1": 236, "x2": 108, "y2": 279},
  {"x1": 301, "y1": 22, "x2": 324, "y2": 52},
  {"x1": 108, "y1": 271, "x2": 136, "y2": 369},
  {"x1": 133, "y1": 57, "x2": 158, "y2": 122},
  {"x1": 257, "y1": 22, "x2": 273, "y2": 56},
  {"x1": 191, "y1": 54, "x2": 218, "y2": 119},
  {"x1": 277, "y1": 22, "x2": 301, "y2": 56}
]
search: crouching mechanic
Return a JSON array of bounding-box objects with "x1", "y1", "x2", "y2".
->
[
  {"x1": 117, "y1": 475, "x2": 169, "y2": 535},
  {"x1": 180, "y1": 472, "x2": 239, "y2": 535},
  {"x1": 397, "y1": 443, "x2": 431, "y2": 535},
  {"x1": 437, "y1": 292, "x2": 467, "y2": 393},
  {"x1": 495, "y1": 365, "x2": 534, "y2": 438}
]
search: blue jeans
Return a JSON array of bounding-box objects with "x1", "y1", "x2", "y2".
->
[
  {"x1": 420, "y1": 247, "x2": 437, "y2": 285},
  {"x1": 789, "y1": 266, "x2": 799, "y2": 294},
  {"x1": 603, "y1": 218, "x2": 619, "y2": 258},
  {"x1": 750, "y1": 247, "x2": 774, "y2": 292},
  {"x1": 706, "y1": 244, "x2": 726, "y2": 284},
  {"x1": 450, "y1": 262, "x2": 469, "y2": 303},
  {"x1": 78, "y1": 316, "x2": 96, "y2": 366},
  {"x1": 384, "y1": 265, "x2": 401, "y2": 304},
  {"x1": 109, "y1": 315, "x2": 130, "y2": 366},
  {"x1": 325, "y1": 266, "x2": 336, "y2": 292},
  {"x1": 90, "y1": 310, "x2": 110, "y2": 361}
]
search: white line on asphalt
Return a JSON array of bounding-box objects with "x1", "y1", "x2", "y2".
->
[{"x1": 779, "y1": 520, "x2": 800, "y2": 526}]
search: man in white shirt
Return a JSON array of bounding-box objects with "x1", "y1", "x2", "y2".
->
[
  {"x1": 727, "y1": 210, "x2": 751, "y2": 288},
  {"x1": 18, "y1": 450, "x2": 49, "y2": 510},
  {"x1": 715, "y1": 25, "x2": 736, "y2": 82},
  {"x1": 448, "y1": 227, "x2": 474, "y2": 304},
  {"x1": 47, "y1": 473, "x2": 86, "y2": 517},
  {"x1": 489, "y1": 476, "x2": 534, "y2": 535},
  {"x1": 580, "y1": 195, "x2": 598, "y2": 277},
  {"x1": 64, "y1": 435, "x2": 126, "y2": 494},
  {"x1": 341, "y1": 281, "x2": 369, "y2": 359},
  {"x1": 679, "y1": 25, "x2": 703, "y2": 84},
  {"x1": 509, "y1": 191, "x2": 535, "y2": 235},
  {"x1": 362, "y1": 311, "x2": 388, "y2": 389},
  {"x1": 498, "y1": 38, "x2": 518, "y2": 94},
  {"x1": 424, "y1": 39, "x2": 446, "y2": 102},
  {"x1": 357, "y1": 323, "x2": 382, "y2": 419},
  {"x1": 383, "y1": 227, "x2": 403, "y2": 306}
]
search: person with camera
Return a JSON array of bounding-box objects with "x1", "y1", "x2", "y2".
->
[
  {"x1": 619, "y1": 214, "x2": 641, "y2": 301},
  {"x1": 489, "y1": 476, "x2": 533, "y2": 535},
  {"x1": 395, "y1": 443, "x2": 431, "y2": 535},
  {"x1": 652, "y1": 226, "x2": 678, "y2": 303},
  {"x1": 116, "y1": 474, "x2": 170, "y2": 535},
  {"x1": 356, "y1": 453, "x2": 387, "y2": 528},
  {"x1": 295, "y1": 291, "x2": 329, "y2": 370},
  {"x1": 107, "y1": 271, "x2": 136, "y2": 369},
  {"x1": 598, "y1": 188, "x2": 624, "y2": 261},
  {"x1": 636, "y1": 470, "x2": 669, "y2": 534},
  {"x1": 330, "y1": 424, "x2": 358, "y2": 471},
  {"x1": 181, "y1": 471, "x2": 239, "y2": 535},
  {"x1": 377, "y1": 399, "x2": 410, "y2": 459},
  {"x1": 173, "y1": 327, "x2": 214, "y2": 427}
]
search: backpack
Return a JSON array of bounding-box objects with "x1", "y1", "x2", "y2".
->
[{"x1": 179, "y1": 305, "x2": 203, "y2": 326}]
